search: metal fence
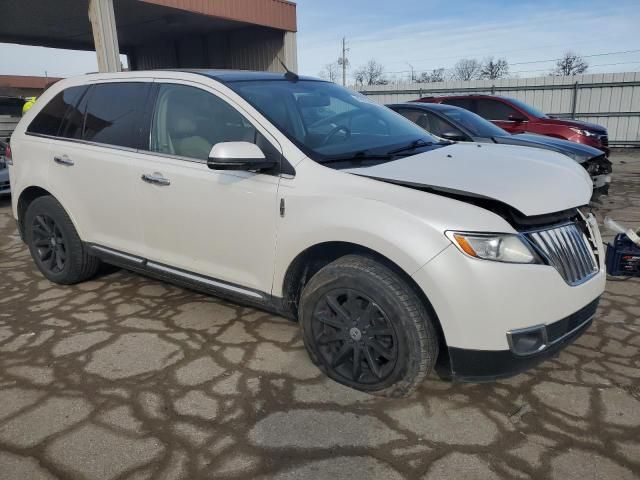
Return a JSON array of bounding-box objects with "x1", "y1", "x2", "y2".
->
[{"x1": 355, "y1": 72, "x2": 640, "y2": 146}]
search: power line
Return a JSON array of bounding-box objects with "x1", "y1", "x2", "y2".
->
[
  {"x1": 381, "y1": 50, "x2": 640, "y2": 76},
  {"x1": 509, "y1": 49, "x2": 640, "y2": 66},
  {"x1": 383, "y1": 38, "x2": 619, "y2": 67},
  {"x1": 510, "y1": 60, "x2": 640, "y2": 75}
]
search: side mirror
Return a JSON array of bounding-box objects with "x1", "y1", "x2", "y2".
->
[
  {"x1": 440, "y1": 131, "x2": 468, "y2": 142},
  {"x1": 207, "y1": 142, "x2": 276, "y2": 171},
  {"x1": 508, "y1": 114, "x2": 527, "y2": 122}
]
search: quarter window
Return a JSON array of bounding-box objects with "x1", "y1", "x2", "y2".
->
[
  {"x1": 150, "y1": 84, "x2": 259, "y2": 161},
  {"x1": 27, "y1": 86, "x2": 87, "y2": 137},
  {"x1": 83, "y1": 83, "x2": 148, "y2": 148}
]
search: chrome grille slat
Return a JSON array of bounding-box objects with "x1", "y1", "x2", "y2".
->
[
  {"x1": 525, "y1": 222, "x2": 598, "y2": 286},
  {"x1": 565, "y1": 226, "x2": 588, "y2": 280}
]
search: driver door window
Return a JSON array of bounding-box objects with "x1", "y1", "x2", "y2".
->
[
  {"x1": 150, "y1": 84, "x2": 258, "y2": 161},
  {"x1": 397, "y1": 108, "x2": 466, "y2": 139}
]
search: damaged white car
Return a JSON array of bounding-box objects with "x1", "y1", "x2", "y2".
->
[{"x1": 9, "y1": 70, "x2": 606, "y2": 397}]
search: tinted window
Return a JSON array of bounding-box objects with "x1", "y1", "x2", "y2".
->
[
  {"x1": 397, "y1": 108, "x2": 467, "y2": 139},
  {"x1": 440, "y1": 107, "x2": 508, "y2": 137},
  {"x1": 442, "y1": 98, "x2": 474, "y2": 111},
  {"x1": 0, "y1": 98, "x2": 25, "y2": 117},
  {"x1": 27, "y1": 86, "x2": 86, "y2": 136},
  {"x1": 83, "y1": 83, "x2": 148, "y2": 148},
  {"x1": 504, "y1": 97, "x2": 548, "y2": 118},
  {"x1": 59, "y1": 90, "x2": 89, "y2": 140},
  {"x1": 150, "y1": 84, "x2": 259, "y2": 161},
  {"x1": 229, "y1": 80, "x2": 439, "y2": 162},
  {"x1": 476, "y1": 99, "x2": 520, "y2": 121}
]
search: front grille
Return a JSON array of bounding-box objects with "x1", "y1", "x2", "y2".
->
[
  {"x1": 524, "y1": 222, "x2": 599, "y2": 285},
  {"x1": 545, "y1": 298, "x2": 599, "y2": 343},
  {"x1": 0, "y1": 180, "x2": 9, "y2": 189},
  {"x1": 600, "y1": 135, "x2": 609, "y2": 147}
]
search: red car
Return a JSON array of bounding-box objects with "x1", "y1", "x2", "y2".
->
[{"x1": 417, "y1": 94, "x2": 610, "y2": 154}]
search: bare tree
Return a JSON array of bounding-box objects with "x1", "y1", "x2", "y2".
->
[
  {"x1": 481, "y1": 57, "x2": 509, "y2": 79},
  {"x1": 552, "y1": 52, "x2": 588, "y2": 76},
  {"x1": 319, "y1": 62, "x2": 340, "y2": 83},
  {"x1": 416, "y1": 68, "x2": 446, "y2": 83},
  {"x1": 452, "y1": 58, "x2": 482, "y2": 81},
  {"x1": 353, "y1": 59, "x2": 387, "y2": 86}
]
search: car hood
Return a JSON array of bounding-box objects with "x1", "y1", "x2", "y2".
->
[
  {"x1": 344, "y1": 143, "x2": 593, "y2": 217},
  {"x1": 541, "y1": 117, "x2": 607, "y2": 133},
  {"x1": 493, "y1": 133, "x2": 604, "y2": 163}
]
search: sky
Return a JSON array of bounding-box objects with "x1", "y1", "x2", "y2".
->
[
  {"x1": 295, "y1": 0, "x2": 640, "y2": 80},
  {"x1": 1, "y1": 0, "x2": 639, "y2": 80}
]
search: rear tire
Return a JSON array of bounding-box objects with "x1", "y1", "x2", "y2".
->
[
  {"x1": 24, "y1": 196, "x2": 100, "y2": 284},
  {"x1": 299, "y1": 254, "x2": 438, "y2": 398}
]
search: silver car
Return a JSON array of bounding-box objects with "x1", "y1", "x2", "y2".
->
[{"x1": 0, "y1": 140, "x2": 10, "y2": 195}]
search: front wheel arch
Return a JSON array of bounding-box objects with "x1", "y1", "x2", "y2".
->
[{"x1": 280, "y1": 241, "x2": 448, "y2": 354}]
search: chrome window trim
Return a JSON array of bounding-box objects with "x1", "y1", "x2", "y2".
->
[{"x1": 25, "y1": 132, "x2": 139, "y2": 154}]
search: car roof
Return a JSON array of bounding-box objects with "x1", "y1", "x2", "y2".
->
[
  {"x1": 174, "y1": 69, "x2": 326, "y2": 83},
  {"x1": 387, "y1": 102, "x2": 460, "y2": 111},
  {"x1": 421, "y1": 94, "x2": 511, "y2": 101}
]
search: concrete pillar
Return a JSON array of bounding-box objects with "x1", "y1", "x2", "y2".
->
[
  {"x1": 283, "y1": 31, "x2": 298, "y2": 73},
  {"x1": 88, "y1": 0, "x2": 122, "y2": 72}
]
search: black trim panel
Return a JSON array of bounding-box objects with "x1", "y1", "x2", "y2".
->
[
  {"x1": 449, "y1": 317, "x2": 593, "y2": 382},
  {"x1": 86, "y1": 243, "x2": 292, "y2": 318}
]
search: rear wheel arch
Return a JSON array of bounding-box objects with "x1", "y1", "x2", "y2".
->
[
  {"x1": 17, "y1": 186, "x2": 54, "y2": 238},
  {"x1": 280, "y1": 241, "x2": 448, "y2": 352}
]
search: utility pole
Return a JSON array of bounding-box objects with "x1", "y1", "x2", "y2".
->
[
  {"x1": 407, "y1": 62, "x2": 415, "y2": 83},
  {"x1": 338, "y1": 37, "x2": 349, "y2": 86}
]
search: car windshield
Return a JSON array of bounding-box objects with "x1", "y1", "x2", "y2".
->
[
  {"x1": 505, "y1": 97, "x2": 548, "y2": 119},
  {"x1": 439, "y1": 107, "x2": 508, "y2": 137},
  {"x1": 228, "y1": 80, "x2": 441, "y2": 162}
]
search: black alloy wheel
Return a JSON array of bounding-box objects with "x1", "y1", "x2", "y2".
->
[
  {"x1": 311, "y1": 288, "x2": 398, "y2": 386},
  {"x1": 31, "y1": 214, "x2": 67, "y2": 274},
  {"x1": 24, "y1": 195, "x2": 100, "y2": 284}
]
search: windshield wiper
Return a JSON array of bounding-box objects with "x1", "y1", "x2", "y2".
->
[
  {"x1": 319, "y1": 150, "x2": 393, "y2": 164},
  {"x1": 386, "y1": 139, "x2": 435, "y2": 155}
]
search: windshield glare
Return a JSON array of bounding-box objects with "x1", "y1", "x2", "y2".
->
[
  {"x1": 440, "y1": 107, "x2": 508, "y2": 137},
  {"x1": 228, "y1": 80, "x2": 439, "y2": 161}
]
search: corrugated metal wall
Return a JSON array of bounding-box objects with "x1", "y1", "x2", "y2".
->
[
  {"x1": 356, "y1": 72, "x2": 640, "y2": 146},
  {"x1": 129, "y1": 26, "x2": 292, "y2": 73}
]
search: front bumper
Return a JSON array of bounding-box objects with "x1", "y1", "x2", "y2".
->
[{"x1": 448, "y1": 297, "x2": 598, "y2": 381}]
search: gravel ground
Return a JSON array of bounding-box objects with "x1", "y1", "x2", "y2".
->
[{"x1": 0, "y1": 150, "x2": 638, "y2": 480}]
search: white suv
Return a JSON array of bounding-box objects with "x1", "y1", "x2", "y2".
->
[{"x1": 8, "y1": 70, "x2": 606, "y2": 397}]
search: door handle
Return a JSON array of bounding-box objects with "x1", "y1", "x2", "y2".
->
[
  {"x1": 141, "y1": 172, "x2": 170, "y2": 186},
  {"x1": 54, "y1": 155, "x2": 74, "y2": 166}
]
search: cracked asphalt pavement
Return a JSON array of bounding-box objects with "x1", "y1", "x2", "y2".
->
[{"x1": 0, "y1": 151, "x2": 639, "y2": 480}]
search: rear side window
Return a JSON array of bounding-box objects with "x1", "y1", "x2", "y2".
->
[
  {"x1": 442, "y1": 98, "x2": 474, "y2": 111},
  {"x1": 27, "y1": 86, "x2": 87, "y2": 137},
  {"x1": 83, "y1": 83, "x2": 148, "y2": 148},
  {"x1": 476, "y1": 99, "x2": 520, "y2": 121}
]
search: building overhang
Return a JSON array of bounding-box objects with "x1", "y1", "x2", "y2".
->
[{"x1": 0, "y1": 0, "x2": 297, "y2": 53}]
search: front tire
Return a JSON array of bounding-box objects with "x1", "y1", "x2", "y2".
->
[
  {"x1": 299, "y1": 254, "x2": 439, "y2": 397},
  {"x1": 24, "y1": 196, "x2": 100, "y2": 284}
]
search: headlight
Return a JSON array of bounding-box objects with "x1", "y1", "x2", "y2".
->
[
  {"x1": 446, "y1": 232, "x2": 539, "y2": 264},
  {"x1": 569, "y1": 127, "x2": 598, "y2": 137}
]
